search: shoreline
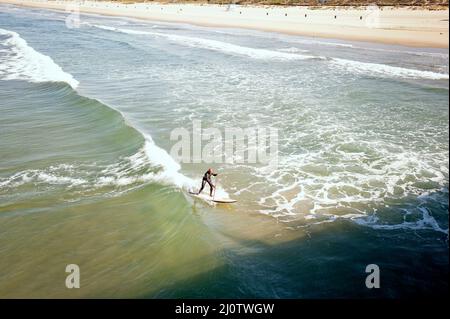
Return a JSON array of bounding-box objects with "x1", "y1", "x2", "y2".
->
[{"x1": 1, "y1": 0, "x2": 449, "y2": 48}]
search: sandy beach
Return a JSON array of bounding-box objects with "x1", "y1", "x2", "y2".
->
[{"x1": 1, "y1": 0, "x2": 449, "y2": 48}]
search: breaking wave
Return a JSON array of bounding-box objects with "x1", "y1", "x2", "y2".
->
[{"x1": 0, "y1": 28, "x2": 79, "y2": 88}]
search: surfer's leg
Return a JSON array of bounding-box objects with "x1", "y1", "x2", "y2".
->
[
  {"x1": 207, "y1": 180, "x2": 215, "y2": 197},
  {"x1": 198, "y1": 179, "x2": 206, "y2": 194}
]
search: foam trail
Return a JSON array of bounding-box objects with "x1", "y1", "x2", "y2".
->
[
  {"x1": 0, "y1": 28, "x2": 79, "y2": 88},
  {"x1": 141, "y1": 134, "x2": 230, "y2": 199},
  {"x1": 90, "y1": 24, "x2": 316, "y2": 61},
  {"x1": 353, "y1": 207, "x2": 449, "y2": 235},
  {"x1": 332, "y1": 58, "x2": 449, "y2": 80}
]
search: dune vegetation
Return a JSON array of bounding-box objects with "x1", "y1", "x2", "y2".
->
[{"x1": 112, "y1": 0, "x2": 449, "y2": 9}]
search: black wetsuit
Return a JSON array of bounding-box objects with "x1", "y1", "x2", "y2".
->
[{"x1": 198, "y1": 171, "x2": 217, "y2": 196}]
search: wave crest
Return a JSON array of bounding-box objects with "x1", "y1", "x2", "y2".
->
[{"x1": 0, "y1": 28, "x2": 79, "y2": 88}]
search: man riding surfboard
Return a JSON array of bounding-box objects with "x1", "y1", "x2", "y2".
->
[{"x1": 196, "y1": 168, "x2": 217, "y2": 197}]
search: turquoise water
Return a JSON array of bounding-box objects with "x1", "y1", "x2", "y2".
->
[{"x1": 0, "y1": 4, "x2": 448, "y2": 298}]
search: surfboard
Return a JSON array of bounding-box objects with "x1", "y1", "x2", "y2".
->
[{"x1": 188, "y1": 191, "x2": 237, "y2": 204}]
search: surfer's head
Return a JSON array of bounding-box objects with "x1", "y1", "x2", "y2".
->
[{"x1": 207, "y1": 168, "x2": 212, "y2": 173}]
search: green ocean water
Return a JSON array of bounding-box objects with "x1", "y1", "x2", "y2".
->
[{"x1": 0, "y1": 5, "x2": 448, "y2": 298}]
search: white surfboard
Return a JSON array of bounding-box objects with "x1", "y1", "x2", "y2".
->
[{"x1": 188, "y1": 191, "x2": 237, "y2": 204}]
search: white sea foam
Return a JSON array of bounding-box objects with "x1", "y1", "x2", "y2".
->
[
  {"x1": 352, "y1": 207, "x2": 449, "y2": 235},
  {"x1": 278, "y1": 47, "x2": 310, "y2": 53},
  {"x1": 90, "y1": 24, "x2": 317, "y2": 61},
  {"x1": 288, "y1": 38, "x2": 355, "y2": 48},
  {"x1": 91, "y1": 24, "x2": 448, "y2": 80},
  {"x1": 141, "y1": 134, "x2": 195, "y2": 189},
  {"x1": 0, "y1": 137, "x2": 230, "y2": 202},
  {"x1": 348, "y1": 45, "x2": 449, "y2": 58},
  {"x1": 0, "y1": 167, "x2": 88, "y2": 189},
  {"x1": 140, "y1": 134, "x2": 230, "y2": 200},
  {"x1": 250, "y1": 125, "x2": 449, "y2": 233},
  {"x1": 332, "y1": 58, "x2": 449, "y2": 80},
  {"x1": 0, "y1": 28, "x2": 79, "y2": 88}
]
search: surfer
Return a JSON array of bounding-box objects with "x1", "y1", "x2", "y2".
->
[{"x1": 196, "y1": 168, "x2": 217, "y2": 197}]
